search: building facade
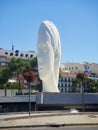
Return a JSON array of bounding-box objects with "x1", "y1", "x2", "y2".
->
[
  {"x1": 61, "y1": 62, "x2": 98, "y2": 76},
  {"x1": 58, "y1": 72, "x2": 76, "y2": 92},
  {"x1": 59, "y1": 62, "x2": 98, "y2": 92},
  {"x1": 0, "y1": 48, "x2": 36, "y2": 67},
  {"x1": 1, "y1": 48, "x2": 98, "y2": 92}
]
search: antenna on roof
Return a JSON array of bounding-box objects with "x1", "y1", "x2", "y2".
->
[{"x1": 12, "y1": 41, "x2": 14, "y2": 51}]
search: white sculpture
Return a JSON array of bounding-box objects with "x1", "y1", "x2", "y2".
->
[{"x1": 37, "y1": 20, "x2": 61, "y2": 92}]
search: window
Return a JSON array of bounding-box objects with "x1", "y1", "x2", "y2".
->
[
  {"x1": 61, "y1": 78, "x2": 63, "y2": 82},
  {"x1": 61, "y1": 83, "x2": 63, "y2": 87},
  {"x1": 15, "y1": 50, "x2": 19, "y2": 53},
  {"x1": 15, "y1": 53, "x2": 18, "y2": 56},
  {"x1": 61, "y1": 88, "x2": 63, "y2": 92},
  {"x1": 25, "y1": 54, "x2": 28, "y2": 57},
  {"x1": 10, "y1": 53, "x2": 13, "y2": 56},
  {"x1": 0, "y1": 57, "x2": 6, "y2": 61},
  {"x1": 5, "y1": 52, "x2": 8, "y2": 55},
  {"x1": 65, "y1": 78, "x2": 67, "y2": 82},
  {"x1": 65, "y1": 83, "x2": 67, "y2": 87},
  {"x1": 30, "y1": 54, "x2": 33, "y2": 58},
  {"x1": 68, "y1": 78, "x2": 70, "y2": 82},
  {"x1": 1, "y1": 62, "x2": 6, "y2": 66},
  {"x1": 85, "y1": 66, "x2": 87, "y2": 69},
  {"x1": 63, "y1": 78, "x2": 65, "y2": 81},
  {"x1": 20, "y1": 53, "x2": 24, "y2": 57},
  {"x1": 68, "y1": 83, "x2": 71, "y2": 87}
]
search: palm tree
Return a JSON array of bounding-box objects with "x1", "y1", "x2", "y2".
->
[
  {"x1": 0, "y1": 68, "x2": 11, "y2": 96},
  {"x1": 71, "y1": 79, "x2": 80, "y2": 92},
  {"x1": 76, "y1": 72, "x2": 87, "y2": 111},
  {"x1": 8, "y1": 58, "x2": 28, "y2": 92},
  {"x1": 76, "y1": 72, "x2": 87, "y2": 92},
  {"x1": 23, "y1": 71, "x2": 36, "y2": 115}
]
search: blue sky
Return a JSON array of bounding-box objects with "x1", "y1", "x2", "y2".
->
[{"x1": 0, "y1": 0, "x2": 98, "y2": 63}]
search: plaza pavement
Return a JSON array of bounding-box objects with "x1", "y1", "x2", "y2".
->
[{"x1": 0, "y1": 111, "x2": 98, "y2": 128}]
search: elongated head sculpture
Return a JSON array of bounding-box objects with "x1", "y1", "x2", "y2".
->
[{"x1": 37, "y1": 20, "x2": 61, "y2": 92}]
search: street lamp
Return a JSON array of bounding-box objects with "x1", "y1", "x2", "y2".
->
[
  {"x1": 8, "y1": 79, "x2": 17, "y2": 96},
  {"x1": 41, "y1": 92, "x2": 43, "y2": 104}
]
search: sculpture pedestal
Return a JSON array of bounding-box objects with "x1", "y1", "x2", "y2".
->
[{"x1": 36, "y1": 92, "x2": 98, "y2": 111}]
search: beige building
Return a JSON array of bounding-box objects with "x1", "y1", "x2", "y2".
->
[
  {"x1": 0, "y1": 48, "x2": 36, "y2": 67},
  {"x1": 91, "y1": 63, "x2": 98, "y2": 76},
  {"x1": 59, "y1": 62, "x2": 98, "y2": 92},
  {"x1": 61, "y1": 62, "x2": 98, "y2": 76}
]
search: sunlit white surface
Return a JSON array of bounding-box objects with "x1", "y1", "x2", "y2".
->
[{"x1": 37, "y1": 20, "x2": 61, "y2": 92}]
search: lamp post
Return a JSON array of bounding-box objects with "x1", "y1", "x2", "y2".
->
[
  {"x1": 4, "y1": 84, "x2": 7, "y2": 96},
  {"x1": 41, "y1": 92, "x2": 43, "y2": 104},
  {"x1": 8, "y1": 79, "x2": 16, "y2": 96}
]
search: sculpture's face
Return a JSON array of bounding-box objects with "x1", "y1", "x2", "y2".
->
[
  {"x1": 37, "y1": 20, "x2": 61, "y2": 92},
  {"x1": 37, "y1": 38, "x2": 54, "y2": 80}
]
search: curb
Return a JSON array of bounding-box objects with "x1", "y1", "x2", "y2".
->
[
  {"x1": 1, "y1": 112, "x2": 98, "y2": 121},
  {"x1": 0, "y1": 112, "x2": 98, "y2": 128},
  {"x1": 0, "y1": 123, "x2": 98, "y2": 129}
]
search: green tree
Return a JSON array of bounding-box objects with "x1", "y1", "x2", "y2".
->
[
  {"x1": 8, "y1": 58, "x2": 26, "y2": 76},
  {"x1": 72, "y1": 74, "x2": 98, "y2": 93},
  {"x1": 0, "y1": 57, "x2": 38, "y2": 90},
  {"x1": 0, "y1": 68, "x2": 11, "y2": 88},
  {"x1": 30, "y1": 57, "x2": 38, "y2": 68},
  {"x1": 86, "y1": 78, "x2": 98, "y2": 93},
  {"x1": 8, "y1": 58, "x2": 27, "y2": 90}
]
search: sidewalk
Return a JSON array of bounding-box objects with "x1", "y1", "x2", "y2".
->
[{"x1": 0, "y1": 111, "x2": 98, "y2": 128}]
